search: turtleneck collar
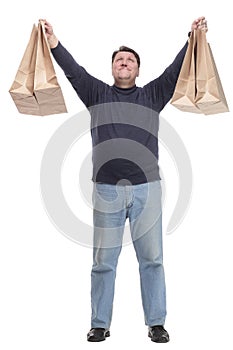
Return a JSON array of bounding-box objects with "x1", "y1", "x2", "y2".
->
[{"x1": 113, "y1": 84, "x2": 137, "y2": 94}]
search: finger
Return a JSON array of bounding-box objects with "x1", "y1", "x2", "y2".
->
[
  {"x1": 197, "y1": 19, "x2": 207, "y2": 27},
  {"x1": 43, "y1": 21, "x2": 53, "y2": 34},
  {"x1": 39, "y1": 19, "x2": 52, "y2": 27},
  {"x1": 196, "y1": 16, "x2": 206, "y2": 23},
  {"x1": 198, "y1": 22, "x2": 208, "y2": 32},
  {"x1": 191, "y1": 16, "x2": 205, "y2": 28}
]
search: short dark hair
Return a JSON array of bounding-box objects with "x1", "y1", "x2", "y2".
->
[{"x1": 112, "y1": 46, "x2": 140, "y2": 68}]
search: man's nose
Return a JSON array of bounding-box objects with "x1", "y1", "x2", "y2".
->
[{"x1": 121, "y1": 60, "x2": 127, "y2": 66}]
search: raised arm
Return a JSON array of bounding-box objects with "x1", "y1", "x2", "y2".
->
[
  {"x1": 40, "y1": 19, "x2": 107, "y2": 108},
  {"x1": 143, "y1": 16, "x2": 208, "y2": 112}
]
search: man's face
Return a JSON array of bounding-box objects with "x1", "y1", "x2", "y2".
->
[{"x1": 112, "y1": 51, "x2": 139, "y2": 87}]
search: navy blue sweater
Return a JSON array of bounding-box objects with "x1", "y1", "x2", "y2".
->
[{"x1": 52, "y1": 41, "x2": 188, "y2": 185}]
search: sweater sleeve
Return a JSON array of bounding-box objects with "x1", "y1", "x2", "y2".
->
[
  {"x1": 143, "y1": 41, "x2": 188, "y2": 112},
  {"x1": 51, "y1": 42, "x2": 107, "y2": 107}
]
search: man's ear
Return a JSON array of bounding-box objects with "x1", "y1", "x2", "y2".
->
[{"x1": 137, "y1": 68, "x2": 140, "y2": 77}]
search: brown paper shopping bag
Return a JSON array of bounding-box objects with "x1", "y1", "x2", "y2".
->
[
  {"x1": 9, "y1": 25, "x2": 40, "y2": 115},
  {"x1": 9, "y1": 21, "x2": 67, "y2": 116},
  {"x1": 195, "y1": 30, "x2": 229, "y2": 115},
  {"x1": 170, "y1": 31, "x2": 201, "y2": 113}
]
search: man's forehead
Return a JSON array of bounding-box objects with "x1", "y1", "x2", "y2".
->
[{"x1": 114, "y1": 51, "x2": 136, "y2": 59}]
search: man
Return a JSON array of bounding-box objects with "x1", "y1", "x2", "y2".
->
[{"x1": 44, "y1": 17, "x2": 208, "y2": 343}]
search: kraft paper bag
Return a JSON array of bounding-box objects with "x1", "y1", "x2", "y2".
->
[
  {"x1": 170, "y1": 31, "x2": 201, "y2": 114},
  {"x1": 9, "y1": 24, "x2": 40, "y2": 115},
  {"x1": 9, "y1": 21, "x2": 67, "y2": 116},
  {"x1": 195, "y1": 30, "x2": 229, "y2": 115}
]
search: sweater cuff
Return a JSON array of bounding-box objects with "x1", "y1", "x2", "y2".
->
[{"x1": 51, "y1": 41, "x2": 61, "y2": 52}]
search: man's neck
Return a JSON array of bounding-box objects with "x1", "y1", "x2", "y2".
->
[{"x1": 114, "y1": 80, "x2": 136, "y2": 89}]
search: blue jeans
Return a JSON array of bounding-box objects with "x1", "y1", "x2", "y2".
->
[{"x1": 91, "y1": 181, "x2": 166, "y2": 328}]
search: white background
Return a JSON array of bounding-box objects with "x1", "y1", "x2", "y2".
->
[{"x1": 1, "y1": 0, "x2": 233, "y2": 349}]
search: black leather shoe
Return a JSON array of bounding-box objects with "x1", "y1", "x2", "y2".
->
[
  {"x1": 87, "y1": 328, "x2": 110, "y2": 342},
  {"x1": 148, "y1": 325, "x2": 170, "y2": 343}
]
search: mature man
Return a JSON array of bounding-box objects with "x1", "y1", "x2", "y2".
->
[{"x1": 44, "y1": 17, "x2": 208, "y2": 343}]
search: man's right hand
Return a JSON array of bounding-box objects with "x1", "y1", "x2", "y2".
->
[{"x1": 40, "y1": 19, "x2": 59, "y2": 49}]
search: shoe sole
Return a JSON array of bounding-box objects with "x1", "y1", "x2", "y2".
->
[{"x1": 148, "y1": 334, "x2": 170, "y2": 343}]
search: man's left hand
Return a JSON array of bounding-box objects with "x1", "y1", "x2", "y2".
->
[{"x1": 191, "y1": 16, "x2": 208, "y2": 32}]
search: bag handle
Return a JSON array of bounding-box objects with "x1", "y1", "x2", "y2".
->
[{"x1": 38, "y1": 19, "x2": 50, "y2": 50}]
